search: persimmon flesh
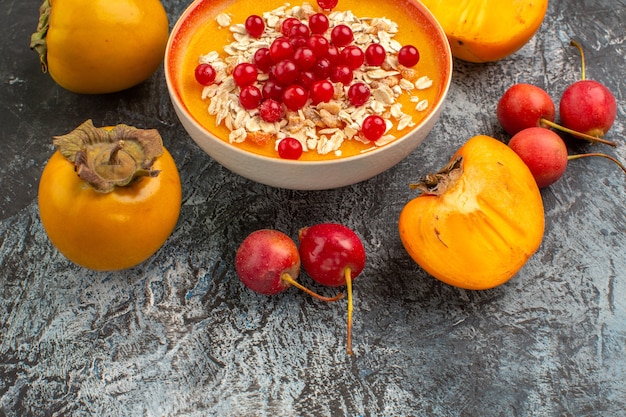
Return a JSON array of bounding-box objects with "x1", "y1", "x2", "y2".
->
[{"x1": 398, "y1": 135, "x2": 545, "y2": 290}]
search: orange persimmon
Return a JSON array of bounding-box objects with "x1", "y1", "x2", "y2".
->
[
  {"x1": 398, "y1": 135, "x2": 545, "y2": 290},
  {"x1": 420, "y1": 0, "x2": 548, "y2": 63}
]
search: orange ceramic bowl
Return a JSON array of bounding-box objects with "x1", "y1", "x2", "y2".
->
[{"x1": 165, "y1": 0, "x2": 452, "y2": 190}]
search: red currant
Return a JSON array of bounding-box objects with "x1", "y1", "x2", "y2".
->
[
  {"x1": 347, "y1": 82, "x2": 370, "y2": 107},
  {"x1": 262, "y1": 79, "x2": 285, "y2": 101},
  {"x1": 253, "y1": 47, "x2": 274, "y2": 73},
  {"x1": 194, "y1": 63, "x2": 217, "y2": 85},
  {"x1": 277, "y1": 137, "x2": 303, "y2": 159},
  {"x1": 307, "y1": 34, "x2": 330, "y2": 56},
  {"x1": 317, "y1": 0, "x2": 339, "y2": 10},
  {"x1": 298, "y1": 71, "x2": 317, "y2": 89},
  {"x1": 398, "y1": 45, "x2": 420, "y2": 67},
  {"x1": 245, "y1": 15, "x2": 265, "y2": 38},
  {"x1": 325, "y1": 44, "x2": 340, "y2": 65},
  {"x1": 274, "y1": 59, "x2": 300, "y2": 86},
  {"x1": 259, "y1": 99, "x2": 284, "y2": 123},
  {"x1": 330, "y1": 65, "x2": 353, "y2": 84},
  {"x1": 232, "y1": 63, "x2": 258, "y2": 87},
  {"x1": 340, "y1": 45, "x2": 365, "y2": 70},
  {"x1": 239, "y1": 85, "x2": 262, "y2": 109},
  {"x1": 331, "y1": 24, "x2": 354, "y2": 47},
  {"x1": 288, "y1": 23, "x2": 310, "y2": 38},
  {"x1": 365, "y1": 43, "x2": 386, "y2": 66},
  {"x1": 313, "y1": 57, "x2": 332, "y2": 80},
  {"x1": 361, "y1": 115, "x2": 386, "y2": 141},
  {"x1": 310, "y1": 79, "x2": 334, "y2": 104},
  {"x1": 270, "y1": 37, "x2": 294, "y2": 62},
  {"x1": 282, "y1": 84, "x2": 309, "y2": 111},
  {"x1": 281, "y1": 17, "x2": 300, "y2": 36},
  {"x1": 309, "y1": 13, "x2": 330, "y2": 34},
  {"x1": 293, "y1": 47, "x2": 316, "y2": 70}
]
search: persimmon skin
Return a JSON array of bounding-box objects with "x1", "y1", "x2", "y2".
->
[
  {"x1": 38, "y1": 148, "x2": 181, "y2": 271},
  {"x1": 420, "y1": 0, "x2": 548, "y2": 62},
  {"x1": 44, "y1": 0, "x2": 169, "y2": 94},
  {"x1": 398, "y1": 135, "x2": 545, "y2": 290}
]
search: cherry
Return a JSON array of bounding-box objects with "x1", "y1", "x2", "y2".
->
[
  {"x1": 559, "y1": 41, "x2": 617, "y2": 139},
  {"x1": 309, "y1": 13, "x2": 330, "y2": 34},
  {"x1": 282, "y1": 84, "x2": 309, "y2": 111},
  {"x1": 398, "y1": 45, "x2": 420, "y2": 67},
  {"x1": 317, "y1": 0, "x2": 339, "y2": 10},
  {"x1": 194, "y1": 63, "x2": 217, "y2": 85},
  {"x1": 245, "y1": 15, "x2": 265, "y2": 38},
  {"x1": 365, "y1": 43, "x2": 386, "y2": 66},
  {"x1": 239, "y1": 85, "x2": 262, "y2": 110},
  {"x1": 331, "y1": 24, "x2": 354, "y2": 47},
  {"x1": 259, "y1": 99, "x2": 284, "y2": 123},
  {"x1": 510, "y1": 127, "x2": 626, "y2": 188},
  {"x1": 361, "y1": 114, "x2": 386, "y2": 141},
  {"x1": 347, "y1": 82, "x2": 370, "y2": 107},
  {"x1": 340, "y1": 45, "x2": 365, "y2": 70},
  {"x1": 509, "y1": 127, "x2": 568, "y2": 188},
  {"x1": 298, "y1": 223, "x2": 366, "y2": 355},
  {"x1": 277, "y1": 137, "x2": 304, "y2": 159},
  {"x1": 232, "y1": 63, "x2": 258, "y2": 87},
  {"x1": 236, "y1": 229, "x2": 343, "y2": 301},
  {"x1": 497, "y1": 83, "x2": 617, "y2": 147},
  {"x1": 310, "y1": 79, "x2": 334, "y2": 104}
]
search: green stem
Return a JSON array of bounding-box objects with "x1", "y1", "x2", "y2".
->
[
  {"x1": 567, "y1": 153, "x2": 626, "y2": 175},
  {"x1": 280, "y1": 273, "x2": 344, "y2": 302},
  {"x1": 570, "y1": 40, "x2": 586, "y2": 81}
]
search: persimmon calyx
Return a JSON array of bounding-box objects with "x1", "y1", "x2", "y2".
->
[
  {"x1": 29, "y1": 0, "x2": 51, "y2": 73},
  {"x1": 53, "y1": 119, "x2": 163, "y2": 193},
  {"x1": 409, "y1": 155, "x2": 463, "y2": 195}
]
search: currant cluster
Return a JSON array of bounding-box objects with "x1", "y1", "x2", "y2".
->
[{"x1": 195, "y1": 9, "x2": 421, "y2": 159}]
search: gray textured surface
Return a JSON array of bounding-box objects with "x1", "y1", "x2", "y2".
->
[{"x1": 1, "y1": 0, "x2": 625, "y2": 416}]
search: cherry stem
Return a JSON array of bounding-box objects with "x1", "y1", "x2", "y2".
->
[
  {"x1": 345, "y1": 267, "x2": 354, "y2": 355},
  {"x1": 539, "y1": 118, "x2": 617, "y2": 147},
  {"x1": 570, "y1": 40, "x2": 586, "y2": 81},
  {"x1": 567, "y1": 153, "x2": 626, "y2": 175},
  {"x1": 280, "y1": 273, "x2": 345, "y2": 302}
]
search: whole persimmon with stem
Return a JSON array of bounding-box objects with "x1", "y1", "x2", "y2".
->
[
  {"x1": 235, "y1": 229, "x2": 344, "y2": 301},
  {"x1": 298, "y1": 223, "x2": 366, "y2": 355}
]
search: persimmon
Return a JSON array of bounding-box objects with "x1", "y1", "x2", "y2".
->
[
  {"x1": 30, "y1": 0, "x2": 169, "y2": 94},
  {"x1": 398, "y1": 135, "x2": 545, "y2": 290},
  {"x1": 420, "y1": 0, "x2": 548, "y2": 63},
  {"x1": 38, "y1": 120, "x2": 181, "y2": 271}
]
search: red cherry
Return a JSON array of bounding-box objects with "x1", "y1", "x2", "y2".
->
[
  {"x1": 232, "y1": 63, "x2": 258, "y2": 87},
  {"x1": 278, "y1": 137, "x2": 303, "y2": 159},
  {"x1": 347, "y1": 82, "x2": 370, "y2": 106},
  {"x1": 398, "y1": 45, "x2": 420, "y2": 67},
  {"x1": 245, "y1": 15, "x2": 265, "y2": 38},
  {"x1": 239, "y1": 85, "x2": 262, "y2": 110},
  {"x1": 365, "y1": 44, "x2": 386, "y2": 66},
  {"x1": 282, "y1": 84, "x2": 309, "y2": 111},
  {"x1": 331, "y1": 24, "x2": 354, "y2": 47},
  {"x1": 317, "y1": 0, "x2": 339, "y2": 10},
  {"x1": 309, "y1": 13, "x2": 330, "y2": 34},
  {"x1": 194, "y1": 63, "x2": 217, "y2": 85},
  {"x1": 310, "y1": 79, "x2": 334, "y2": 104},
  {"x1": 362, "y1": 114, "x2": 386, "y2": 141},
  {"x1": 259, "y1": 99, "x2": 284, "y2": 122}
]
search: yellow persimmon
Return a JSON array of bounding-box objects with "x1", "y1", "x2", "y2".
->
[
  {"x1": 420, "y1": 0, "x2": 548, "y2": 63},
  {"x1": 398, "y1": 135, "x2": 545, "y2": 290}
]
